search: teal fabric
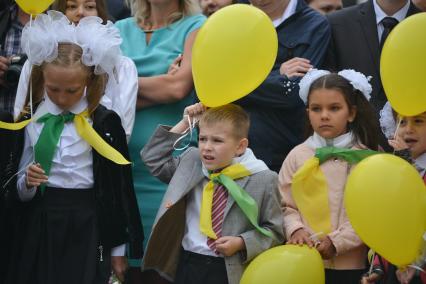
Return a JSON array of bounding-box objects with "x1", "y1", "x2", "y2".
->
[{"x1": 115, "y1": 14, "x2": 206, "y2": 266}]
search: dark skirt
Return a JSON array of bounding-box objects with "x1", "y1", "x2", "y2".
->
[
  {"x1": 8, "y1": 187, "x2": 110, "y2": 284},
  {"x1": 325, "y1": 268, "x2": 366, "y2": 284}
]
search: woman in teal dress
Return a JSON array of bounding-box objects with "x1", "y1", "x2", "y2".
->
[{"x1": 115, "y1": 0, "x2": 205, "y2": 282}]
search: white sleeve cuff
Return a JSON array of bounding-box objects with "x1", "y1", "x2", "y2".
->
[
  {"x1": 17, "y1": 173, "x2": 37, "y2": 201},
  {"x1": 111, "y1": 244, "x2": 126, "y2": 256}
]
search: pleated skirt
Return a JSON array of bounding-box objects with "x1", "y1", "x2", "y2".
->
[{"x1": 9, "y1": 187, "x2": 110, "y2": 284}]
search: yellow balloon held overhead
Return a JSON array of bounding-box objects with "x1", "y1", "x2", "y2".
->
[
  {"x1": 345, "y1": 154, "x2": 426, "y2": 267},
  {"x1": 192, "y1": 4, "x2": 277, "y2": 107},
  {"x1": 381, "y1": 13, "x2": 426, "y2": 116},
  {"x1": 240, "y1": 245, "x2": 325, "y2": 284},
  {"x1": 16, "y1": 0, "x2": 54, "y2": 15}
]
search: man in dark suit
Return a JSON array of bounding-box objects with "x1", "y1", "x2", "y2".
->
[{"x1": 322, "y1": 0, "x2": 420, "y2": 150}]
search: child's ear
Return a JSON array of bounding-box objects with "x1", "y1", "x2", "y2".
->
[
  {"x1": 236, "y1": 138, "x2": 249, "y2": 156},
  {"x1": 348, "y1": 106, "x2": 357, "y2": 123}
]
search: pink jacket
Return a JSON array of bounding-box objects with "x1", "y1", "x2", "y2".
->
[{"x1": 279, "y1": 142, "x2": 367, "y2": 270}]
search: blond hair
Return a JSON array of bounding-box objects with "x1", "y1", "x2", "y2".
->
[
  {"x1": 126, "y1": 0, "x2": 201, "y2": 27},
  {"x1": 199, "y1": 104, "x2": 250, "y2": 139},
  {"x1": 21, "y1": 43, "x2": 106, "y2": 118}
]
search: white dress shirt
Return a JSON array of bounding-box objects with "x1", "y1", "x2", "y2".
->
[
  {"x1": 14, "y1": 55, "x2": 137, "y2": 140},
  {"x1": 272, "y1": 0, "x2": 298, "y2": 28},
  {"x1": 373, "y1": 0, "x2": 410, "y2": 40}
]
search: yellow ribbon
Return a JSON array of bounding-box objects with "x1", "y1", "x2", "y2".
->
[
  {"x1": 0, "y1": 110, "x2": 130, "y2": 165},
  {"x1": 292, "y1": 157, "x2": 332, "y2": 234},
  {"x1": 200, "y1": 163, "x2": 251, "y2": 239},
  {"x1": 75, "y1": 110, "x2": 130, "y2": 165},
  {"x1": 0, "y1": 119, "x2": 32, "y2": 130}
]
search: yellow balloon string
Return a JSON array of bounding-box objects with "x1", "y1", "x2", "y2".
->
[
  {"x1": 292, "y1": 157, "x2": 332, "y2": 234},
  {"x1": 74, "y1": 110, "x2": 130, "y2": 165},
  {"x1": 199, "y1": 164, "x2": 251, "y2": 239}
]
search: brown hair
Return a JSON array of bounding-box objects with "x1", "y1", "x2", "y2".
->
[
  {"x1": 126, "y1": 0, "x2": 200, "y2": 28},
  {"x1": 52, "y1": 0, "x2": 109, "y2": 23},
  {"x1": 21, "y1": 43, "x2": 106, "y2": 117},
  {"x1": 199, "y1": 104, "x2": 250, "y2": 139},
  {"x1": 305, "y1": 73, "x2": 379, "y2": 150}
]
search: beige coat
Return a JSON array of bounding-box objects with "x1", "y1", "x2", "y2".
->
[
  {"x1": 141, "y1": 126, "x2": 284, "y2": 284},
  {"x1": 279, "y1": 142, "x2": 367, "y2": 270}
]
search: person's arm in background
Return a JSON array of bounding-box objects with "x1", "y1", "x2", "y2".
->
[
  {"x1": 136, "y1": 30, "x2": 199, "y2": 109},
  {"x1": 0, "y1": 56, "x2": 9, "y2": 86},
  {"x1": 237, "y1": 19, "x2": 330, "y2": 109}
]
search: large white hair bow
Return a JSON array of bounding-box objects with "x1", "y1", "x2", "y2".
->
[
  {"x1": 21, "y1": 11, "x2": 122, "y2": 81},
  {"x1": 298, "y1": 69, "x2": 373, "y2": 104}
]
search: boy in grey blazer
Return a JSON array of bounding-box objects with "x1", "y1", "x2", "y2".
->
[{"x1": 140, "y1": 103, "x2": 284, "y2": 284}]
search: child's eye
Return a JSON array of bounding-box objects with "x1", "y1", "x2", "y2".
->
[
  {"x1": 67, "y1": 4, "x2": 77, "y2": 10},
  {"x1": 414, "y1": 118, "x2": 424, "y2": 124},
  {"x1": 213, "y1": 138, "x2": 223, "y2": 143},
  {"x1": 330, "y1": 106, "x2": 341, "y2": 111},
  {"x1": 310, "y1": 106, "x2": 320, "y2": 112},
  {"x1": 199, "y1": 137, "x2": 206, "y2": 142},
  {"x1": 399, "y1": 119, "x2": 407, "y2": 126},
  {"x1": 85, "y1": 4, "x2": 96, "y2": 10}
]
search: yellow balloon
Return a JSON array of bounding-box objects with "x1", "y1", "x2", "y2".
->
[
  {"x1": 345, "y1": 154, "x2": 426, "y2": 266},
  {"x1": 240, "y1": 245, "x2": 325, "y2": 284},
  {"x1": 16, "y1": 0, "x2": 54, "y2": 15},
  {"x1": 381, "y1": 13, "x2": 426, "y2": 116},
  {"x1": 192, "y1": 4, "x2": 278, "y2": 107}
]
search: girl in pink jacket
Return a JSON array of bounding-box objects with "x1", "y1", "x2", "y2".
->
[{"x1": 279, "y1": 69, "x2": 379, "y2": 284}]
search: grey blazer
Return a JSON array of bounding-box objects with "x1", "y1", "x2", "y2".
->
[{"x1": 140, "y1": 126, "x2": 284, "y2": 284}]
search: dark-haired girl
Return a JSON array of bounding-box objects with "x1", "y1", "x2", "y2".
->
[{"x1": 279, "y1": 69, "x2": 379, "y2": 284}]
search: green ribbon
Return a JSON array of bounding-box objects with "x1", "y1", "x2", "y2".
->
[
  {"x1": 34, "y1": 112, "x2": 75, "y2": 194},
  {"x1": 213, "y1": 174, "x2": 274, "y2": 238},
  {"x1": 315, "y1": 147, "x2": 379, "y2": 165}
]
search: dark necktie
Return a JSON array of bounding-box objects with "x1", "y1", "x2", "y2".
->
[
  {"x1": 34, "y1": 112, "x2": 75, "y2": 193},
  {"x1": 380, "y1": 17, "x2": 399, "y2": 52}
]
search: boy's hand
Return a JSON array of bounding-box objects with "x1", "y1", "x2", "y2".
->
[
  {"x1": 170, "y1": 102, "x2": 206, "y2": 134},
  {"x1": 396, "y1": 267, "x2": 416, "y2": 284},
  {"x1": 111, "y1": 256, "x2": 128, "y2": 282},
  {"x1": 388, "y1": 134, "x2": 409, "y2": 151},
  {"x1": 360, "y1": 272, "x2": 381, "y2": 284},
  {"x1": 26, "y1": 163, "x2": 48, "y2": 188},
  {"x1": 287, "y1": 228, "x2": 314, "y2": 247},
  {"x1": 215, "y1": 236, "x2": 246, "y2": 257},
  {"x1": 183, "y1": 102, "x2": 206, "y2": 126},
  {"x1": 316, "y1": 236, "x2": 336, "y2": 260}
]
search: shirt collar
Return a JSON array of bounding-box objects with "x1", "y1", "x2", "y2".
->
[
  {"x1": 272, "y1": 0, "x2": 298, "y2": 27},
  {"x1": 373, "y1": 0, "x2": 410, "y2": 25},
  {"x1": 415, "y1": 153, "x2": 426, "y2": 170},
  {"x1": 307, "y1": 131, "x2": 356, "y2": 149}
]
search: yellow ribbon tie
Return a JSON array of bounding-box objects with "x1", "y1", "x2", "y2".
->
[
  {"x1": 74, "y1": 110, "x2": 130, "y2": 165},
  {"x1": 0, "y1": 119, "x2": 32, "y2": 130},
  {"x1": 292, "y1": 157, "x2": 332, "y2": 234},
  {"x1": 200, "y1": 163, "x2": 251, "y2": 239}
]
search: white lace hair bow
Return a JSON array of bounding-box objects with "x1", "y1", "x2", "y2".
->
[
  {"x1": 21, "y1": 11, "x2": 122, "y2": 81},
  {"x1": 379, "y1": 101, "x2": 397, "y2": 139},
  {"x1": 298, "y1": 69, "x2": 373, "y2": 104}
]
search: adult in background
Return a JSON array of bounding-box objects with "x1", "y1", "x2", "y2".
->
[
  {"x1": 115, "y1": 1, "x2": 205, "y2": 283},
  {"x1": 322, "y1": 0, "x2": 420, "y2": 150},
  {"x1": 0, "y1": 0, "x2": 30, "y2": 114},
  {"x1": 200, "y1": 0, "x2": 235, "y2": 16},
  {"x1": 235, "y1": 0, "x2": 330, "y2": 172},
  {"x1": 306, "y1": 0, "x2": 343, "y2": 14}
]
